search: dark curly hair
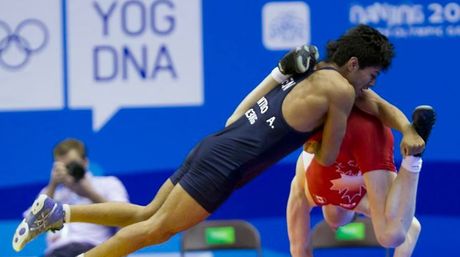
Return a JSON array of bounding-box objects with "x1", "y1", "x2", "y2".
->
[{"x1": 325, "y1": 24, "x2": 395, "y2": 71}]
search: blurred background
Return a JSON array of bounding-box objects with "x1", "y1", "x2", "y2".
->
[{"x1": 0, "y1": 0, "x2": 459, "y2": 256}]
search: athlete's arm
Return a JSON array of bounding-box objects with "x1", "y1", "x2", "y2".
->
[
  {"x1": 226, "y1": 75, "x2": 279, "y2": 126},
  {"x1": 287, "y1": 155, "x2": 313, "y2": 257},
  {"x1": 355, "y1": 89, "x2": 411, "y2": 132},
  {"x1": 315, "y1": 82, "x2": 355, "y2": 166},
  {"x1": 226, "y1": 45, "x2": 318, "y2": 127},
  {"x1": 354, "y1": 89, "x2": 424, "y2": 155}
]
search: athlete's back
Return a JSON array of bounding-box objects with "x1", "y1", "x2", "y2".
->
[{"x1": 283, "y1": 65, "x2": 355, "y2": 133}]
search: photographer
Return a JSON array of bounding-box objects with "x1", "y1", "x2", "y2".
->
[{"x1": 37, "y1": 138, "x2": 129, "y2": 257}]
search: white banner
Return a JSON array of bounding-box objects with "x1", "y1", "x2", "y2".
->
[
  {"x1": 67, "y1": 0, "x2": 203, "y2": 131},
  {"x1": 0, "y1": 0, "x2": 63, "y2": 110}
]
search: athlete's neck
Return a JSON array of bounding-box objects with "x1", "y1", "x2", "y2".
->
[{"x1": 316, "y1": 61, "x2": 339, "y2": 70}]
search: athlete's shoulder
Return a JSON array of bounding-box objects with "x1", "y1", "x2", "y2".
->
[{"x1": 312, "y1": 69, "x2": 355, "y2": 97}]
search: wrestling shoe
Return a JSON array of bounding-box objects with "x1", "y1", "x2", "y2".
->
[
  {"x1": 411, "y1": 105, "x2": 436, "y2": 157},
  {"x1": 278, "y1": 45, "x2": 319, "y2": 75},
  {"x1": 12, "y1": 194, "x2": 65, "y2": 252}
]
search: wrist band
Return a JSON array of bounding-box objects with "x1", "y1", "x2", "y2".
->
[
  {"x1": 271, "y1": 67, "x2": 289, "y2": 83},
  {"x1": 401, "y1": 156, "x2": 423, "y2": 173}
]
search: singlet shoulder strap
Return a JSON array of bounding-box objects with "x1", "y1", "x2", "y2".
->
[
  {"x1": 291, "y1": 66, "x2": 339, "y2": 83},
  {"x1": 315, "y1": 66, "x2": 339, "y2": 72}
]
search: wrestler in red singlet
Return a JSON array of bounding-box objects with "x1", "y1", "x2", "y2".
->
[{"x1": 305, "y1": 107, "x2": 397, "y2": 210}]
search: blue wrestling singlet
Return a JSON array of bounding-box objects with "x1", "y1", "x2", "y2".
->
[{"x1": 170, "y1": 71, "x2": 322, "y2": 212}]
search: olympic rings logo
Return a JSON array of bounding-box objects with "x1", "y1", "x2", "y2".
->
[{"x1": 0, "y1": 19, "x2": 49, "y2": 70}]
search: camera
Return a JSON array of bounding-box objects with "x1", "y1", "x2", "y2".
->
[{"x1": 66, "y1": 161, "x2": 86, "y2": 182}]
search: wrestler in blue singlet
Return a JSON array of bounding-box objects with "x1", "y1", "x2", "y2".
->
[{"x1": 170, "y1": 70, "x2": 332, "y2": 212}]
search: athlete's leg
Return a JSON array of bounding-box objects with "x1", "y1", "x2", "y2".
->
[
  {"x1": 362, "y1": 169, "x2": 421, "y2": 251},
  {"x1": 70, "y1": 143, "x2": 204, "y2": 228},
  {"x1": 360, "y1": 168, "x2": 418, "y2": 248},
  {"x1": 13, "y1": 179, "x2": 176, "y2": 252},
  {"x1": 82, "y1": 183, "x2": 210, "y2": 257},
  {"x1": 354, "y1": 106, "x2": 435, "y2": 250},
  {"x1": 70, "y1": 179, "x2": 175, "y2": 227},
  {"x1": 393, "y1": 217, "x2": 421, "y2": 257},
  {"x1": 354, "y1": 181, "x2": 421, "y2": 257}
]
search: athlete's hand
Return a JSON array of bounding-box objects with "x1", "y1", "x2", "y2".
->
[
  {"x1": 304, "y1": 131, "x2": 322, "y2": 154},
  {"x1": 400, "y1": 126, "x2": 425, "y2": 156},
  {"x1": 304, "y1": 140, "x2": 319, "y2": 154},
  {"x1": 278, "y1": 45, "x2": 319, "y2": 75}
]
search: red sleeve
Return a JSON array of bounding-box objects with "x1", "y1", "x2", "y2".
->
[{"x1": 349, "y1": 111, "x2": 397, "y2": 173}]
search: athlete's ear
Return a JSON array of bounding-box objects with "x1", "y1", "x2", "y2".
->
[{"x1": 348, "y1": 57, "x2": 359, "y2": 71}]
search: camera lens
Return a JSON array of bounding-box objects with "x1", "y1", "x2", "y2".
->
[{"x1": 66, "y1": 161, "x2": 86, "y2": 182}]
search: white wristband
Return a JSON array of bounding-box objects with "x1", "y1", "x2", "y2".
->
[
  {"x1": 270, "y1": 67, "x2": 289, "y2": 83},
  {"x1": 401, "y1": 156, "x2": 423, "y2": 173}
]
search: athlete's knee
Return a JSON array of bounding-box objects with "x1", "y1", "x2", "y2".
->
[
  {"x1": 142, "y1": 215, "x2": 178, "y2": 245},
  {"x1": 323, "y1": 210, "x2": 355, "y2": 229},
  {"x1": 411, "y1": 217, "x2": 422, "y2": 237},
  {"x1": 376, "y1": 226, "x2": 406, "y2": 248},
  {"x1": 324, "y1": 219, "x2": 345, "y2": 230},
  {"x1": 145, "y1": 228, "x2": 175, "y2": 245},
  {"x1": 397, "y1": 218, "x2": 422, "y2": 256},
  {"x1": 118, "y1": 205, "x2": 153, "y2": 226},
  {"x1": 378, "y1": 217, "x2": 422, "y2": 248},
  {"x1": 113, "y1": 223, "x2": 153, "y2": 250},
  {"x1": 135, "y1": 205, "x2": 157, "y2": 222}
]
